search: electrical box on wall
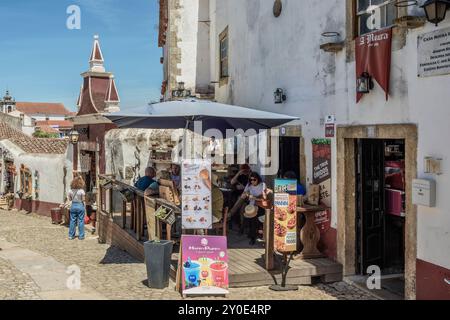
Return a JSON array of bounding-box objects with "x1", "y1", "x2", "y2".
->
[{"x1": 412, "y1": 179, "x2": 436, "y2": 207}]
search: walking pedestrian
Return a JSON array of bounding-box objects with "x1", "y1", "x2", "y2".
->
[{"x1": 68, "y1": 176, "x2": 86, "y2": 240}]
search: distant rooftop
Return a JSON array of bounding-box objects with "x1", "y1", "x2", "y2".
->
[{"x1": 16, "y1": 102, "x2": 71, "y2": 116}]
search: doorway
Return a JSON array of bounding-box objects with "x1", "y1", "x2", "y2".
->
[
  {"x1": 336, "y1": 124, "x2": 417, "y2": 300},
  {"x1": 278, "y1": 136, "x2": 300, "y2": 178},
  {"x1": 5, "y1": 160, "x2": 15, "y2": 193},
  {"x1": 355, "y1": 139, "x2": 406, "y2": 297}
]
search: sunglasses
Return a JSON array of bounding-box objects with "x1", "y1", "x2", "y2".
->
[{"x1": 250, "y1": 178, "x2": 258, "y2": 182}]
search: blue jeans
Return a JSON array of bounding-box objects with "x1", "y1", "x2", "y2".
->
[{"x1": 69, "y1": 202, "x2": 85, "y2": 239}]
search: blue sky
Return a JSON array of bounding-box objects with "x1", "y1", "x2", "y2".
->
[{"x1": 0, "y1": 0, "x2": 162, "y2": 112}]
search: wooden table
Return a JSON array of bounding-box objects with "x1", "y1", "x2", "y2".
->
[{"x1": 296, "y1": 204, "x2": 330, "y2": 260}]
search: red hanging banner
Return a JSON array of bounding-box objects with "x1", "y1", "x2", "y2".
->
[{"x1": 355, "y1": 28, "x2": 393, "y2": 103}]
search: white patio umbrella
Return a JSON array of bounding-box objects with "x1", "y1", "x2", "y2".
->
[{"x1": 105, "y1": 99, "x2": 299, "y2": 134}]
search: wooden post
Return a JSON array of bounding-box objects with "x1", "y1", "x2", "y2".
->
[
  {"x1": 141, "y1": 197, "x2": 146, "y2": 238},
  {"x1": 122, "y1": 200, "x2": 127, "y2": 229},
  {"x1": 136, "y1": 199, "x2": 141, "y2": 241},
  {"x1": 265, "y1": 208, "x2": 275, "y2": 270},
  {"x1": 130, "y1": 200, "x2": 135, "y2": 230},
  {"x1": 175, "y1": 239, "x2": 183, "y2": 294},
  {"x1": 108, "y1": 187, "x2": 113, "y2": 218}
]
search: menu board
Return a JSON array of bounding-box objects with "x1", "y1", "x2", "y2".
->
[
  {"x1": 273, "y1": 179, "x2": 298, "y2": 253},
  {"x1": 312, "y1": 140, "x2": 332, "y2": 233},
  {"x1": 181, "y1": 235, "x2": 229, "y2": 295},
  {"x1": 182, "y1": 159, "x2": 212, "y2": 230}
]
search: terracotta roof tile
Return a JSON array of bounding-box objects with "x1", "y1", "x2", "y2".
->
[
  {"x1": 16, "y1": 102, "x2": 71, "y2": 116},
  {"x1": 36, "y1": 125, "x2": 59, "y2": 134},
  {"x1": 0, "y1": 122, "x2": 68, "y2": 154},
  {"x1": 35, "y1": 120, "x2": 74, "y2": 129}
]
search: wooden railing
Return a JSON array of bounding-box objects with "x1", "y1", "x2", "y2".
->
[{"x1": 98, "y1": 174, "x2": 181, "y2": 242}]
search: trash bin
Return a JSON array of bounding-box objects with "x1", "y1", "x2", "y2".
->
[
  {"x1": 51, "y1": 208, "x2": 62, "y2": 225},
  {"x1": 144, "y1": 240, "x2": 173, "y2": 289}
]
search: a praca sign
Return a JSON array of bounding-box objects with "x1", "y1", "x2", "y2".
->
[{"x1": 418, "y1": 27, "x2": 450, "y2": 77}]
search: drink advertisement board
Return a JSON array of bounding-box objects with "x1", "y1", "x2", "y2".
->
[{"x1": 181, "y1": 235, "x2": 229, "y2": 295}]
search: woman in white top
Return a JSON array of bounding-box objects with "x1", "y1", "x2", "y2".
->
[
  {"x1": 241, "y1": 172, "x2": 268, "y2": 245},
  {"x1": 68, "y1": 176, "x2": 86, "y2": 240}
]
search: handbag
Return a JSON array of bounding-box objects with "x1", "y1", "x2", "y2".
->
[{"x1": 61, "y1": 190, "x2": 80, "y2": 210}]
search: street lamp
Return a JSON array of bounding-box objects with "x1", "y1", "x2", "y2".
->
[
  {"x1": 274, "y1": 88, "x2": 287, "y2": 104},
  {"x1": 356, "y1": 72, "x2": 374, "y2": 94},
  {"x1": 421, "y1": 0, "x2": 450, "y2": 26},
  {"x1": 69, "y1": 129, "x2": 80, "y2": 145}
]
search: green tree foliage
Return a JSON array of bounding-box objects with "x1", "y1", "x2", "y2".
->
[{"x1": 33, "y1": 130, "x2": 59, "y2": 139}]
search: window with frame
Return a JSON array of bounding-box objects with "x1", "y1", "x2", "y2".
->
[
  {"x1": 356, "y1": 0, "x2": 397, "y2": 36},
  {"x1": 219, "y1": 27, "x2": 229, "y2": 80}
]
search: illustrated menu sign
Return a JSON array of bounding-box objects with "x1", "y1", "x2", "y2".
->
[
  {"x1": 273, "y1": 179, "x2": 298, "y2": 253},
  {"x1": 355, "y1": 28, "x2": 393, "y2": 102},
  {"x1": 312, "y1": 140, "x2": 332, "y2": 233},
  {"x1": 182, "y1": 159, "x2": 212, "y2": 230},
  {"x1": 181, "y1": 235, "x2": 229, "y2": 295},
  {"x1": 418, "y1": 27, "x2": 450, "y2": 77}
]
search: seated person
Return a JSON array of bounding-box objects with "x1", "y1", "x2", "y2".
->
[
  {"x1": 283, "y1": 171, "x2": 306, "y2": 196},
  {"x1": 231, "y1": 164, "x2": 251, "y2": 192},
  {"x1": 135, "y1": 167, "x2": 157, "y2": 191},
  {"x1": 170, "y1": 164, "x2": 181, "y2": 190},
  {"x1": 144, "y1": 170, "x2": 172, "y2": 197},
  {"x1": 211, "y1": 174, "x2": 224, "y2": 224}
]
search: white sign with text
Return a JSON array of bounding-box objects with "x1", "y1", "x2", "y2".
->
[{"x1": 418, "y1": 27, "x2": 450, "y2": 77}]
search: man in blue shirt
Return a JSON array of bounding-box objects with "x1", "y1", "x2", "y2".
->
[
  {"x1": 134, "y1": 167, "x2": 157, "y2": 191},
  {"x1": 283, "y1": 171, "x2": 306, "y2": 196}
]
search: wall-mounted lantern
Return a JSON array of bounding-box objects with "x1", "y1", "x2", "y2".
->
[
  {"x1": 274, "y1": 88, "x2": 287, "y2": 104},
  {"x1": 421, "y1": 0, "x2": 450, "y2": 26},
  {"x1": 172, "y1": 82, "x2": 192, "y2": 99},
  {"x1": 69, "y1": 129, "x2": 80, "y2": 145},
  {"x1": 356, "y1": 72, "x2": 374, "y2": 94}
]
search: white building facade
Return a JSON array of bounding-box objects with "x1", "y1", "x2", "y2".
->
[{"x1": 159, "y1": 0, "x2": 450, "y2": 300}]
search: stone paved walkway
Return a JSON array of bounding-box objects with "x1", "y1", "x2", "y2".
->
[{"x1": 0, "y1": 210, "x2": 377, "y2": 300}]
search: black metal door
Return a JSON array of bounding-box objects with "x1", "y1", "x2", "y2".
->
[{"x1": 357, "y1": 139, "x2": 385, "y2": 273}]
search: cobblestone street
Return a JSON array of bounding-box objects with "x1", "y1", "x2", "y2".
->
[{"x1": 0, "y1": 210, "x2": 377, "y2": 300}]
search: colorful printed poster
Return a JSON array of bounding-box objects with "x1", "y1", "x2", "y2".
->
[
  {"x1": 274, "y1": 179, "x2": 297, "y2": 253},
  {"x1": 312, "y1": 140, "x2": 332, "y2": 234},
  {"x1": 182, "y1": 159, "x2": 212, "y2": 230},
  {"x1": 181, "y1": 235, "x2": 229, "y2": 295}
]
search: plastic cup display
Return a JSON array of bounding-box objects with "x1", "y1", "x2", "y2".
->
[
  {"x1": 210, "y1": 261, "x2": 228, "y2": 287},
  {"x1": 184, "y1": 262, "x2": 201, "y2": 287}
]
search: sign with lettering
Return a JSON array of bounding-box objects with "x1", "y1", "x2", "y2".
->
[
  {"x1": 355, "y1": 28, "x2": 393, "y2": 103},
  {"x1": 418, "y1": 27, "x2": 450, "y2": 77},
  {"x1": 181, "y1": 235, "x2": 229, "y2": 295},
  {"x1": 312, "y1": 140, "x2": 332, "y2": 234},
  {"x1": 274, "y1": 179, "x2": 297, "y2": 253}
]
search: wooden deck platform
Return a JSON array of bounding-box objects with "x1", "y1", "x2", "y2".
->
[
  {"x1": 107, "y1": 214, "x2": 342, "y2": 288},
  {"x1": 170, "y1": 230, "x2": 343, "y2": 288}
]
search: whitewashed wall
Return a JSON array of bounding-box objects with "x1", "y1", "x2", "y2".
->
[
  {"x1": 208, "y1": 0, "x2": 450, "y2": 270},
  {"x1": 0, "y1": 140, "x2": 72, "y2": 204}
]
